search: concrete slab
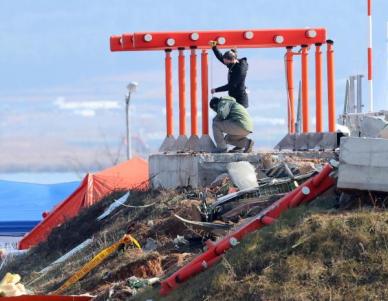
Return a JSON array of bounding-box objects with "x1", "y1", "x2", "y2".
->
[
  {"x1": 159, "y1": 136, "x2": 176, "y2": 152},
  {"x1": 199, "y1": 135, "x2": 216, "y2": 153},
  {"x1": 338, "y1": 111, "x2": 388, "y2": 138},
  {"x1": 338, "y1": 137, "x2": 388, "y2": 192},
  {"x1": 184, "y1": 135, "x2": 201, "y2": 152},
  {"x1": 149, "y1": 153, "x2": 261, "y2": 189},
  {"x1": 275, "y1": 133, "x2": 296, "y2": 150},
  {"x1": 175, "y1": 135, "x2": 188, "y2": 152},
  {"x1": 275, "y1": 132, "x2": 341, "y2": 151}
]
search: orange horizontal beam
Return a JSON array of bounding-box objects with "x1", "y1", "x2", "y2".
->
[{"x1": 110, "y1": 28, "x2": 327, "y2": 51}]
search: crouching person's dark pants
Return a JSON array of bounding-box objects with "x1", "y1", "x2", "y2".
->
[{"x1": 212, "y1": 118, "x2": 250, "y2": 150}]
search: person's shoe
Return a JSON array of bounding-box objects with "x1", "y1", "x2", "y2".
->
[
  {"x1": 228, "y1": 147, "x2": 243, "y2": 153},
  {"x1": 213, "y1": 147, "x2": 228, "y2": 153},
  {"x1": 244, "y1": 139, "x2": 254, "y2": 153}
]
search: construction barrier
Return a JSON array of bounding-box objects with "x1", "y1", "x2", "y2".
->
[
  {"x1": 160, "y1": 163, "x2": 336, "y2": 295},
  {"x1": 51, "y1": 234, "x2": 141, "y2": 295},
  {"x1": 0, "y1": 296, "x2": 91, "y2": 301}
]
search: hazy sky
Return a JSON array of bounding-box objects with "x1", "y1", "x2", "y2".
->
[{"x1": 1, "y1": 0, "x2": 388, "y2": 171}]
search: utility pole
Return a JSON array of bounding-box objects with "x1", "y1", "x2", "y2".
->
[
  {"x1": 367, "y1": 0, "x2": 373, "y2": 112},
  {"x1": 125, "y1": 82, "x2": 138, "y2": 160}
]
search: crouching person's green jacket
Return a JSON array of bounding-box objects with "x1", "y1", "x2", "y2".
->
[{"x1": 216, "y1": 96, "x2": 253, "y2": 132}]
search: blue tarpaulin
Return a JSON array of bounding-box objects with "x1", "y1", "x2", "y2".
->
[{"x1": 0, "y1": 180, "x2": 79, "y2": 222}]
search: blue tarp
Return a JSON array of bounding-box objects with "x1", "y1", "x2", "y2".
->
[{"x1": 0, "y1": 180, "x2": 79, "y2": 222}]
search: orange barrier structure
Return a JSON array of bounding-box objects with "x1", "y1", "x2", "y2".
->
[
  {"x1": 165, "y1": 50, "x2": 173, "y2": 137},
  {"x1": 285, "y1": 47, "x2": 295, "y2": 133},
  {"x1": 110, "y1": 28, "x2": 337, "y2": 150},
  {"x1": 201, "y1": 50, "x2": 209, "y2": 135},
  {"x1": 190, "y1": 47, "x2": 198, "y2": 137},
  {"x1": 301, "y1": 45, "x2": 309, "y2": 133},
  {"x1": 18, "y1": 157, "x2": 149, "y2": 250},
  {"x1": 315, "y1": 43, "x2": 323, "y2": 132},
  {"x1": 326, "y1": 40, "x2": 336, "y2": 132},
  {"x1": 0, "y1": 296, "x2": 91, "y2": 301},
  {"x1": 178, "y1": 48, "x2": 186, "y2": 137}
]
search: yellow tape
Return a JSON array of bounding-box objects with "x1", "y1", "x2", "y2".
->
[{"x1": 52, "y1": 234, "x2": 141, "y2": 295}]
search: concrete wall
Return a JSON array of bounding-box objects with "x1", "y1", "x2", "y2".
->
[
  {"x1": 338, "y1": 137, "x2": 388, "y2": 192},
  {"x1": 149, "y1": 153, "x2": 261, "y2": 189},
  {"x1": 338, "y1": 111, "x2": 388, "y2": 138}
]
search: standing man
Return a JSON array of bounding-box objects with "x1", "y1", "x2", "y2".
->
[
  {"x1": 209, "y1": 41, "x2": 249, "y2": 108},
  {"x1": 210, "y1": 96, "x2": 254, "y2": 153}
]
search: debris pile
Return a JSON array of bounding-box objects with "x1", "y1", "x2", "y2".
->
[
  {"x1": 1, "y1": 151, "x2": 386, "y2": 300},
  {"x1": 0, "y1": 273, "x2": 29, "y2": 297}
]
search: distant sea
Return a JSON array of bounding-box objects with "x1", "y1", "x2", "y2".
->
[{"x1": 0, "y1": 172, "x2": 82, "y2": 184}]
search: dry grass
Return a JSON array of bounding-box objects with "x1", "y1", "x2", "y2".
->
[{"x1": 134, "y1": 203, "x2": 388, "y2": 301}]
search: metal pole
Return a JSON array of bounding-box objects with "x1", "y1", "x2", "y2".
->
[
  {"x1": 178, "y1": 48, "x2": 186, "y2": 136},
  {"x1": 165, "y1": 49, "x2": 173, "y2": 137},
  {"x1": 201, "y1": 50, "x2": 209, "y2": 135},
  {"x1": 315, "y1": 43, "x2": 323, "y2": 132},
  {"x1": 326, "y1": 40, "x2": 336, "y2": 132},
  {"x1": 367, "y1": 0, "x2": 373, "y2": 112},
  {"x1": 344, "y1": 79, "x2": 350, "y2": 115},
  {"x1": 356, "y1": 75, "x2": 364, "y2": 113},
  {"x1": 296, "y1": 80, "x2": 302, "y2": 134},
  {"x1": 190, "y1": 47, "x2": 198, "y2": 136},
  {"x1": 286, "y1": 47, "x2": 295, "y2": 133},
  {"x1": 301, "y1": 45, "x2": 309, "y2": 133},
  {"x1": 125, "y1": 93, "x2": 131, "y2": 160},
  {"x1": 349, "y1": 76, "x2": 356, "y2": 113}
]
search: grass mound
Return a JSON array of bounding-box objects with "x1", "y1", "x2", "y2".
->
[{"x1": 136, "y1": 206, "x2": 388, "y2": 301}]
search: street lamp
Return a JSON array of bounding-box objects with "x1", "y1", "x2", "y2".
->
[{"x1": 125, "y1": 81, "x2": 138, "y2": 160}]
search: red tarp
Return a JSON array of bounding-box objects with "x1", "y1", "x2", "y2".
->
[{"x1": 18, "y1": 157, "x2": 148, "y2": 250}]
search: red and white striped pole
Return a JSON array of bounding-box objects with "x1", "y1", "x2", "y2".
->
[{"x1": 368, "y1": 0, "x2": 373, "y2": 112}]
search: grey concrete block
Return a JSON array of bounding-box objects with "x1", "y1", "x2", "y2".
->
[
  {"x1": 338, "y1": 137, "x2": 388, "y2": 192},
  {"x1": 274, "y1": 133, "x2": 296, "y2": 150},
  {"x1": 199, "y1": 135, "x2": 216, "y2": 153},
  {"x1": 338, "y1": 112, "x2": 388, "y2": 138},
  {"x1": 275, "y1": 133, "x2": 340, "y2": 151},
  {"x1": 175, "y1": 135, "x2": 189, "y2": 152},
  {"x1": 159, "y1": 136, "x2": 176, "y2": 152},
  {"x1": 149, "y1": 153, "x2": 261, "y2": 189},
  {"x1": 184, "y1": 135, "x2": 201, "y2": 152},
  {"x1": 149, "y1": 153, "x2": 199, "y2": 189},
  {"x1": 294, "y1": 134, "x2": 309, "y2": 150}
]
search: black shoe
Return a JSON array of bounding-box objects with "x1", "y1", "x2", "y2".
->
[
  {"x1": 213, "y1": 147, "x2": 228, "y2": 153},
  {"x1": 244, "y1": 139, "x2": 254, "y2": 153},
  {"x1": 228, "y1": 147, "x2": 243, "y2": 153}
]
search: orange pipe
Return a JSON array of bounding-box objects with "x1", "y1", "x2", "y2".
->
[
  {"x1": 286, "y1": 47, "x2": 295, "y2": 133},
  {"x1": 165, "y1": 50, "x2": 173, "y2": 136},
  {"x1": 301, "y1": 45, "x2": 309, "y2": 133},
  {"x1": 178, "y1": 48, "x2": 186, "y2": 136},
  {"x1": 190, "y1": 48, "x2": 198, "y2": 136},
  {"x1": 368, "y1": 47, "x2": 372, "y2": 81},
  {"x1": 315, "y1": 43, "x2": 323, "y2": 132},
  {"x1": 326, "y1": 40, "x2": 336, "y2": 132},
  {"x1": 201, "y1": 49, "x2": 209, "y2": 135}
]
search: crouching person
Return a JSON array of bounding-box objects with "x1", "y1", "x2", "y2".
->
[{"x1": 210, "y1": 96, "x2": 254, "y2": 153}]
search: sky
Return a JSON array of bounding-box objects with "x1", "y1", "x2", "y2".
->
[{"x1": 0, "y1": 0, "x2": 388, "y2": 172}]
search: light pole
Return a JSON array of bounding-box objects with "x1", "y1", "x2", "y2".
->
[{"x1": 125, "y1": 81, "x2": 138, "y2": 160}]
